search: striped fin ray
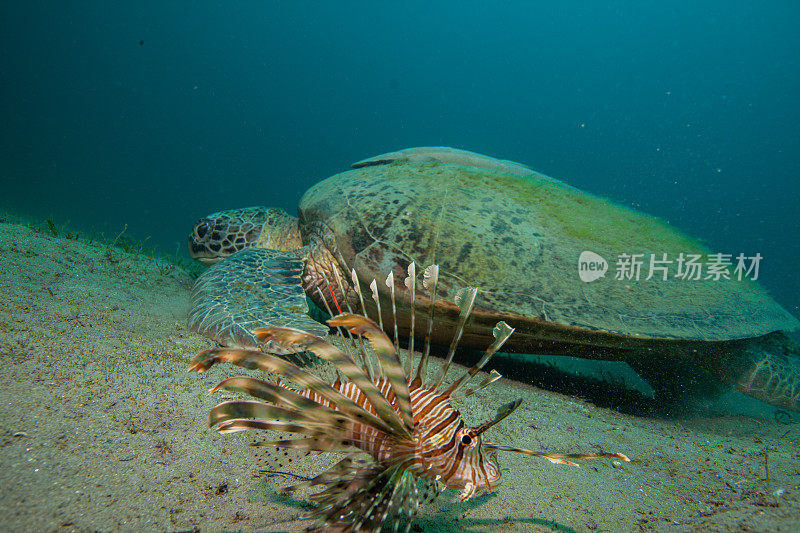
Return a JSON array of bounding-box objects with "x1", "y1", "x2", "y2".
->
[
  {"x1": 313, "y1": 285, "x2": 348, "y2": 381},
  {"x1": 432, "y1": 287, "x2": 478, "y2": 388},
  {"x1": 254, "y1": 326, "x2": 411, "y2": 437},
  {"x1": 314, "y1": 284, "x2": 375, "y2": 381},
  {"x1": 254, "y1": 436, "x2": 356, "y2": 453},
  {"x1": 415, "y1": 264, "x2": 439, "y2": 386},
  {"x1": 445, "y1": 321, "x2": 514, "y2": 397},
  {"x1": 321, "y1": 270, "x2": 372, "y2": 374},
  {"x1": 307, "y1": 459, "x2": 418, "y2": 532},
  {"x1": 212, "y1": 375, "x2": 303, "y2": 404},
  {"x1": 462, "y1": 369, "x2": 503, "y2": 398},
  {"x1": 332, "y1": 267, "x2": 375, "y2": 375},
  {"x1": 369, "y1": 279, "x2": 384, "y2": 331},
  {"x1": 215, "y1": 419, "x2": 343, "y2": 436},
  {"x1": 188, "y1": 347, "x2": 394, "y2": 436},
  {"x1": 328, "y1": 313, "x2": 414, "y2": 432},
  {"x1": 473, "y1": 398, "x2": 522, "y2": 436},
  {"x1": 332, "y1": 266, "x2": 353, "y2": 313},
  {"x1": 350, "y1": 268, "x2": 376, "y2": 381},
  {"x1": 403, "y1": 262, "x2": 417, "y2": 377},
  {"x1": 483, "y1": 443, "x2": 631, "y2": 467},
  {"x1": 208, "y1": 400, "x2": 351, "y2": 431},
  {"x1": 385, "y1": 271, "x2": 401, "y2": 357},
  {"x1": 351, "y1": 268, "x2": 369, "y2": 317},
  {"x1": 211, "y1": 376, "x2": 344, "y2": 421},
  {"x1": 292, "y1": 454, "x2": 369, "y2": 494},
  {"x1": 209, "y1": 376, "x2": 394, "y2": 451},
  {"x1": 214, "y1": 420, "x2": 400, "y2": 457}
]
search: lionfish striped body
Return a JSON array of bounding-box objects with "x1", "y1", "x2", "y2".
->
[
  {"x1": 189, "y1": 263, "x2": 628, "y2": 532},
  {"x1": 307, "y1": 376, "x2": 500, "y2": 496}
]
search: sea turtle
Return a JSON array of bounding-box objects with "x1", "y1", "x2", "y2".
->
[{"x1": 187, "y1": 147, "x2": 800, "y2": 412}]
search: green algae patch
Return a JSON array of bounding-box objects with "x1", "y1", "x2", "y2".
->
[{"x1": 481, "y1": 169, "x2": 708, "y2": 255}]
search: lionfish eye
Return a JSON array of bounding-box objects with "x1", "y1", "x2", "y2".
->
[{"x1": 461, "y1": 433, "x2": 473, "y2": 446}]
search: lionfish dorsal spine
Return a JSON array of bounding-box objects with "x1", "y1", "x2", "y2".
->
[
  {"x1": 446, "y1": 321, "x2": 514, "y2": 396},
  {"x1": 331, "y1": 266, "x2": 352, "y2": 313},
  {"x1": 328, "y1": 314, "x2": 414, "y2": 431},
  {"x1": 369, "y1": 278, "x2": 383, "y2": 331},
  {"x1": 415, "y1": 263, "x2": 439, "y2": 386},
  {"x1": 432, "y1": 286, "x2": 478, "y2": 389},
  {"x1": 313, "y1": 285, "x2": 347, "y2": 380},
  {"x1": 403, "y1": 262, "x2": 417, "y2": 377},
  {"x1": 330, "y1": 268, "x2": 374, "y2": 375},
  {"x1": 350, "y1": 268, "x2": 376, "y2": 380},
  {"x1": 315, "y1": 276, "x2": 367, "y2": 378},
  {"x1": 351, "y1": 268, "x2": 368, "y2": 317},
  {"x1": 385, "y1": 270, "x2": 400, "y2": 358},
  {"x1": 194, "y1": 344, "x2": 396, "y2": 436},
  {"x1": 462, "y1": 369, "x2": 503, "y2": 398}
]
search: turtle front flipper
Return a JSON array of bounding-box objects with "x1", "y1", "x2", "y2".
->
[
  {"x1": 712, "y1": 332, "x2": 800, "y2": 412},
  {"x1": 188, "y1": 248, "x2": 329, "y2": 350}
]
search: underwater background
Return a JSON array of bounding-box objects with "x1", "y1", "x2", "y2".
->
[{"x1": 1, "y1": 0, "x2": 798, "y2": 317}]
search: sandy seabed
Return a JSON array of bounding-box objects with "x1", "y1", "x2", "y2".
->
[{"x1": 1, "y1": 222, "x2": 798, "y2": 532}]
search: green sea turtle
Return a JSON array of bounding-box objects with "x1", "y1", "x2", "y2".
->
[{"x1": 187, "y1": 147, "x2": 800, "y2": 411}]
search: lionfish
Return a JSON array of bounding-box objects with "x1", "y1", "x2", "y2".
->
[{"x1": 188, "y1": 263, "x2": 628, "y2": 532}]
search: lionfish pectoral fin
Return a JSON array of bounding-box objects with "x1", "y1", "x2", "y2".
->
[
  {"x1": 328, "y1": 313, "x2": 414, "y2": 432},
  {"x1": 187, "y1": 349, "x2": 218, "y2": 373},
  {"x1": 211, "y1": 376, "x2": 330, "y2": 413},
  {"x1": 305, "y1": 459, "x2": 419, "y2": 532},
  {"x1": 197, "y1": 345, "x2": 397, "y2": 436},
  {"x1": 257, "y1": 322, "x2": 411, "y2": 437},
  {"x1": 208, "y1": 400, "x2": 351, "y2": 431}
]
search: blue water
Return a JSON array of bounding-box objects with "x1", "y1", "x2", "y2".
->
[{"x1": 2, "y1": 1, "x2": 798, "y2": 316}]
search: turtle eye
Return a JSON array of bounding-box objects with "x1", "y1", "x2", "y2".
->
[
  {"x1": 195, "y1": 221, "x2": 211, "y2": 240},
  {"x1": 461, "y1": 433, "x2": 473, "y2": 446}
]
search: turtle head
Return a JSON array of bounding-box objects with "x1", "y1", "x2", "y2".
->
[{"x1": 188, "y1": 206, "x2": 302, "y2": 265}]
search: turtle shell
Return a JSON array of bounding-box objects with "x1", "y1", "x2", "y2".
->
[{"x1": 298, "y1": 161, "x2": 798, "y2": 350}]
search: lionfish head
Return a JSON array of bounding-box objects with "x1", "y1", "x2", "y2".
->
[
  {"x1": 446, "y1": 425, "x2": 502, "y2": 491},
  {"x1": 430, "y1": 396, "x2": 524, "y2": 498}
]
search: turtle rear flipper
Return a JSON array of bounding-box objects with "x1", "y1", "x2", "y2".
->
[
  {"x1": 717, "y1": 332, "x2": 800, "y2": 412},
  {"x1": 188, "y1": 248, "x2": 329, "y2": 351}
]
